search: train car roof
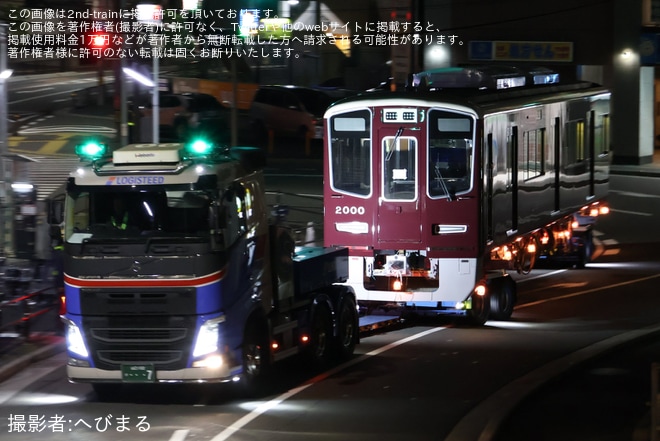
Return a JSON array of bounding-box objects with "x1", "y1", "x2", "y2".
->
[{"x1": 327, "y1": 81, "x2": 609, "y2": 118}]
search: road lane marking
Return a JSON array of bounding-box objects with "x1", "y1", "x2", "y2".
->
[
  {"x1": 169, "y1": 429, "x2": 190, "y2": 441},
  {"x1": 610, "y1": 208, "x2": 653, "y2": 217},
  {"x1": 10, "y1": 89, "x2": 79, "y2": 105},
  {"x1": 609, "y1": 190, "x2": 660, "y2": 199},
  {"x1": 18, "y1": 125, "x2": 116, "y2": 135},
  {"x1": 516, "y1": 272, "x2": 660, "y2": 309},
  {"x1": 209, "y1": 327, "x2": 447, "y2": 441},
  {"x1": 36, "y1": 138, "x2": 69, "y2": 155},
  {"x1": 515, "y1": 269, "x2": 566, "y2": 283},
  {"x1": 16, "y1": 87, "x2": 54, "y2": 94}
]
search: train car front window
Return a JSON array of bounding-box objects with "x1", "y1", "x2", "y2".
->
[
  {"x1": 428, "y1": 110, "x2": 475, "y2": 198},
  {"x1": 383, "y1": 135, "x2": 418, "y2": 201},
  {"x1": 329, "y1": 109, "x2": 372, "y2": 197}
]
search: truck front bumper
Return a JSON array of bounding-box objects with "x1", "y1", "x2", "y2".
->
[{"x1": 67, "y1": 363, "x2": 240, "y2": 384}]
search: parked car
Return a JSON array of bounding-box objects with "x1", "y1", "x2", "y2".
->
[
  {"x1": 138, "y1": 92, "x2": 229, "y2": 142},
  {"x1": 249, "y1": 85, "x2": 344, "y2": 141}
]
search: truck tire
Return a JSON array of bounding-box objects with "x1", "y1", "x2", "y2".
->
[
  {"x1": 335, "y1": 296, "x2": 358, "y2": 360},
  {"x1": 489, "y1": 277, "x2": 517, "y2": 321},
  {"x1": 467, "y1": 293, "x2": 490, "y2": 326},
  {"x1": 574, "y1": 230, "x2": 593, "y2": 269},
  {"x1": 308, "y1": 305, "x2": 333, "y2": 367},
  {"x1": 240, "y1": 321, "x2": 270, "y2": 395}
]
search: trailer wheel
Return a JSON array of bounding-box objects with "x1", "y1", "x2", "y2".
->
[
  {"x1": 574, "y1": 230, "x2": 593, "y2": 269},
  {"x1": 489, "y1": 277, "x2": 517, "y2": 320},
  {"x1": 467, "y1": 293, "x2": 490, "y2": 326},
  {"x1": 335, "y1": 296, "x2": 358, "y2": 360},
  {"x1": 308, "y1": 305, "x2": 333, "y2": 367}
]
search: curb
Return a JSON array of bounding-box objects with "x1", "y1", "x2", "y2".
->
[{"x1": 610, "y1": 168, "x2": 660, "y2": 178}]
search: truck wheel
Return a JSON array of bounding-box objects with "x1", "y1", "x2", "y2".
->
[
  {"x1": 335, "y1": 296, "x2": 358, "y2": 359},
  {"x1": 489, "y1": 278, "x2": 517, "y2": 321},
  {"x1": 574, "y1": 230, "x2": 593, "y2": 269},
  {"x1": 241, "y1": 323, "x2": 270, "y2": 395},
  {"x1": 308, "y1": 305, "x2": 333, "y2": 367},
  {"x1": 467, "y1": 293, "x2": 490, "y2": 326}
]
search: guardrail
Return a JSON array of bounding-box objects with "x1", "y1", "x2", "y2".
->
[{"x1": 0, "y1": 267, "x2": 62, "y2": 338}]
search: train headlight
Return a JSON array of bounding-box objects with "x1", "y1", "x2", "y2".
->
[{"x1": 193, "y1": 316, "x2": 226, "y2": 358}]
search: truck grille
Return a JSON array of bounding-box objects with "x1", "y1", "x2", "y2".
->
[
  {"x1": 97, "y1": 350, "x2": 183, "y2": 365},
  {"x1": 83, "y1": 316, "x2": 196, "y2": 370}
]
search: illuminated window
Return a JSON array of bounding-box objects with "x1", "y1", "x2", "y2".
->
[
  {"x1": 383, "y1": 136, "x2": 417, "y2": 201},
  {"x1": 427, "y1": 110, "x2": 474, "y2": 198},
  {"x1": 329, "y1": 110, "x2": 372, "y2": 197}
]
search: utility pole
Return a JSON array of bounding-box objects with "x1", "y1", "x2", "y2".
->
[
  {"x1": 119, "y1": 0, "x2": 128, "y2": 146},
  {"x1": 0, "y1": 22, "x2": 13, "y2": 256}
]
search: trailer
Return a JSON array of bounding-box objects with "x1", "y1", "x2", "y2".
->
[{"x1": 323, "y1": 65, "x2": 610, "y2": 324}]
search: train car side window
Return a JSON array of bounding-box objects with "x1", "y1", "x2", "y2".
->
[
  {"x1": 522, "y1": 128, "x2": 546, "y2": 181},
  {"x1": 598, "y1": 114, "x2": 611, "y2": 155},
  {"x1": 564, "y1": 119, "x2": 586, "y2": 176}
]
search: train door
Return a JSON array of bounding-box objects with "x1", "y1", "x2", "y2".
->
[
  {"x1": 507, "y1": 125, "x2": 519, "y2": 235},
  {"x1": 377, "y1": 128, "x2": 421, "y2": 243}
]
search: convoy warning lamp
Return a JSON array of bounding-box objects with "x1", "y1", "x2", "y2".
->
[
  {"x1": 75, "y1": 141, "x2": 108, "y2": 160},
  {"x1": 184, "y1": 138, "x2": 216, "y2": 157}
]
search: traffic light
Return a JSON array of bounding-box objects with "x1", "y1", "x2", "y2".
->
[
  {"x1": 80, "y1": 32, "x2": 120, "y2": 60},
  {"x1": 90, "y1": 34, "x2": 110, "y2": 48}
]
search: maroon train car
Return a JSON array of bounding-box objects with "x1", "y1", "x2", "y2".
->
[{"x1": 323, "y1": 66, "x2": 610, "y2": 324}]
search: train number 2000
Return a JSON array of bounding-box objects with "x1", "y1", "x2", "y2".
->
[{"x1": 335, "y1": 205, "x2": 366, "y2": 215}]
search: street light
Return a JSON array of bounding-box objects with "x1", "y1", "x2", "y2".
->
[
  {"x1": 122, "y1": 67, "x2": 155, "y2": 87},
  {"x1": 122, "y1": 65, "x2": 158, "y2": 143}
]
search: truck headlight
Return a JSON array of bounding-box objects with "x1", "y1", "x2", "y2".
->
[
  {"x1": 192, "y1": 316, "x2": 225, "y2": 358},
  {"x1": 65, "y1": 319, "x2": 89, "y2": 359}
]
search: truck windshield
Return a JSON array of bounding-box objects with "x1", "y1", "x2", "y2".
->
[{"x1": 64, "y1": 189, "x2": 211, "y2": 243}]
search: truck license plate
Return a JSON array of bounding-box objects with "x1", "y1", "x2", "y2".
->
[{"x1": 121, "y1": 364, "x2": 155, "y2": 382}]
